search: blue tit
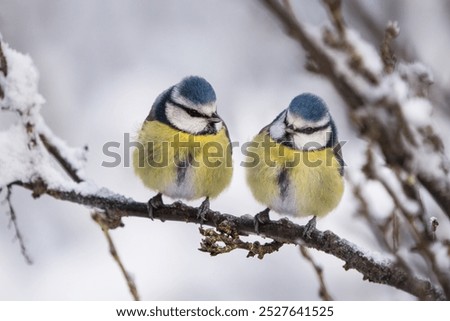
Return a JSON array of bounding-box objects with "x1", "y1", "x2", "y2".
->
[
  {"x1": 133, "y1": 76, "x2": 233, "y2": 219},
  {"x1": 245, "y1": 93, "x2": 344, "y2": 232}
]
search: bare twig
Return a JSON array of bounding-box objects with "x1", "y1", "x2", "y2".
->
[
  {"x1": 1, "y1": 186, "x2": 33, "y2": 264},
  {"x1": 381, "y1": 21, "x2": 399, "y2": 73},
  {"x1": 373, "y1": 171, "x2": 450, "y2": 297},
  {"x1": 199, "y1": 220, "x2": 283, "y2": 259},
  {"x1": 0, "y1": 40, "x2": 8, "y2": 99},
  {"x1": 39, "y1": 134, "x2": 84, "y2": 183},
  {"x1": 92, "y1": 211, "x2": 140, "y2": 301},
  {"x1": 322, "y1": 0, "x2": 379, "y2": 85},
  {"x1": 322, "y1": 0, "x2": 345, "y2": 35},
  {"x1": 348, "y1": 174, "x2": 414, "y2": 276},
  {"x1": 300, "y1": 246, "x2": 333, "y2": 301}
]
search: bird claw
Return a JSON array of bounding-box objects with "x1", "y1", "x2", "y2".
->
[
  {"x1": 302, "y1": 216, "x2": 317, "y2": 239},
  {"x1": 147, "y1": 193, "x2": 163, "y2": 220},
  {"x1": 254, "y1": 208, "x2": 271, "y2": 235},
  {"x1": 197, "y1": 197, "x2": 210, "y2": 224}
]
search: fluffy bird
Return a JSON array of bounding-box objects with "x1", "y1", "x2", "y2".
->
[
  {"x1": 133, "y1": 76, "x2": 233, "y2": 219},
  {"x1": 245, "y1": 93, "x2": 344, "y2": 232}
]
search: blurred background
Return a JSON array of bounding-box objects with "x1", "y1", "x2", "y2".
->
[{"x1": 1, "y1": 0, "x2": 449, "y2": 300}]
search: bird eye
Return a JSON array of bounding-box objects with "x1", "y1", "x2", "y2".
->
[
  {"x1": 183, "y1": 108, "x2": 204, "y2": 118},
  {"x1": 303, "y1": 127, "x2": 315, "y2": 134}
]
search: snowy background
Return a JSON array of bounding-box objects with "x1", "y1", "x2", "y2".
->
[{"x1": 1, "y1": 0, "x2": 449, "y2": 300}]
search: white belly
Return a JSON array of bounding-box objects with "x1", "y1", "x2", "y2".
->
[{"x1": 163, "y1": 166, "x2": 197, "y2": 200}]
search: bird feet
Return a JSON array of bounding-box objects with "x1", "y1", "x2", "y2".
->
[
  {"x1": 254, "y1": 208, "x2": 271, "y2": 235},
  {"x1": 197, "y1": 197, "x2": 210, "y2": 223},
  {"x1": 147, "y1": 193, "x2": 163, "y2": 220},
  {"x1": 302, "y1": 216, "x2": 317, "y2": 239}
]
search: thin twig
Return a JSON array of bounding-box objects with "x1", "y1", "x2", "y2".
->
[
  {"x1": 364, "y1": 148, "x2": 450, "y2": 298},
  {"x1": 0, "y1": 40, "x2": 8, "y2": 99},
  {"x1": 299, "y1": 246, "x2": 333, "y2": 301},
  {"x1": 322, "y1": 0, "x2": 345, "y2": 35},
  {"x1": 321, "y1": 0, "x2": 379, "y2": 85},
  {"x1": 348, "y1": 177, "x2": 412, "y2": 274},
  {"x1": 92, "y1": 212, "x2": 140, "y2": 301},
  {"x1": 39, "y1": 134, "x2": 84, "y2": 183},
  {"x1": 1, "y1": 186, "x2": 33, "y2": 264},
  {"x1": 380, "y1": 22, "x2": 399, "y2": 73}
]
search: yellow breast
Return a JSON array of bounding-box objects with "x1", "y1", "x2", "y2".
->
[
  {"x1": 245, "y1": 132, "x2": 344, "y2": 217},
  {"x1": 133, "y1": 121, "x2": 233, "y2": 200}
]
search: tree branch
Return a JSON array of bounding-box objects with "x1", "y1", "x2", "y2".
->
[{"x1": 8, "y1": 179, "x2": 445, "y2": 300}]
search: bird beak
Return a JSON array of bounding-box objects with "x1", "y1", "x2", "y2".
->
[{"x1": 210, "y1": 113, "x2": 222, "y2": 123}]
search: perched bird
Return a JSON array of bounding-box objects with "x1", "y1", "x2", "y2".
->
[
  {"x1": 133, "y1": 76, "x2": 233, "y2": 220},
  {"x1": 245, "y1": 93, "x2": 344, "y2": 233}
]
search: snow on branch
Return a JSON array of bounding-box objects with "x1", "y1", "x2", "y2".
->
[
  {"x1": 5, "y1": 180, "x2": 447, "y2": 300},
  {"x1": 0, "y1": 30, "x2": 447, "y2": 300}
]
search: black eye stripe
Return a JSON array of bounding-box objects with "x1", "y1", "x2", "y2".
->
[
  {"x1": 284, "y1": 118, "x2": 331, "y2": 135},
  {"x1": 298, "y1": 122, "x2": 330, "y2": 134},
  {"x1": 167, "y1": 99, "x2": 209, "y2": 118},
  {"x1": 182, "y1": 107, "x2": 205, "y2": 118}
]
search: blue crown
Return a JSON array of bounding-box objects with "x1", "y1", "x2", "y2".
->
[
  {"x1": 288, "y1": 93, "x2": 329, "y2": 121},
  {"x1": 177, "y1": 76, "x2": 216, "y2": 105}
]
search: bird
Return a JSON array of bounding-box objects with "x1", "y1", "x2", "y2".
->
[
  {"x1": 245, "y1": 93, "x2": 344, "y2": 234},
  {"x1": 133, "y1": 76, "x2": 233, "y2": 220}
]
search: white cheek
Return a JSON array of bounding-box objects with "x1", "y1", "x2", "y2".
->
[
  {"x1": 269, "y1": 115, "x2": 286, "y2": 140},
  {"x1": 293, "y1": 130, "x2": 328, "y2": 150},
  {"x1": 166, "y1": 104, "x2": 208, "y2": 133}
]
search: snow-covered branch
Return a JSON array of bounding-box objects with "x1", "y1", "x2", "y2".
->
[
  {"x1": 0, "y1": 15, "x2": 448, "y2": 301},
  {"x1": 5, "y1": 179, "x2": 445, "y2": 300}
]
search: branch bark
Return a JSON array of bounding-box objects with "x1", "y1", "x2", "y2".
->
[{"x1": 8, "y1": 179, "x2": 445, "y2": 300}]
